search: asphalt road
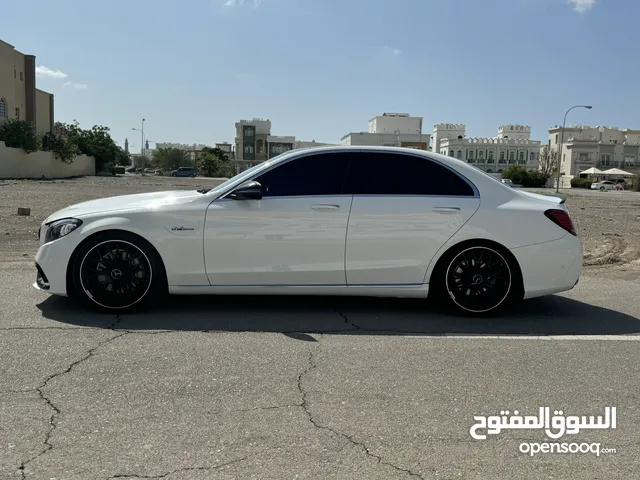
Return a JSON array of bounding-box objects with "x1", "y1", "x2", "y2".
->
[{"x1": 1, "y1": 262, "x2": 639, "y2": 479}]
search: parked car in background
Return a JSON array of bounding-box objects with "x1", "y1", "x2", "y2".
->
[
  {"x1": 144, "y1": 168, "x2": 155, "y2": 174},
  {"x1": 171, "y1": 167, "x2": 197, "y2": 178},
  {"x1": 591, "y1": 180, "x2": 616, "y2": 191},
  {"x1": 501, "y1": 179, "x2": 513, "y2": 187}
]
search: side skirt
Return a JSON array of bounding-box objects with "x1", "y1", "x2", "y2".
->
[{"x1": 168, "y1": 284, "x2": 430, "y2": 299}]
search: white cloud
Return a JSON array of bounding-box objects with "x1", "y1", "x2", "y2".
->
[
  {"x1": 383, "y1": 45, "x2": 402, "y2": 56},
  {"x1": 224, "y1": 0, "x2": 262, "y2": 7},
  {"x1": 568, "y1": 0, "x2": 595, "y2": 13},
  {"x1": 35, "y1": 66, "x2": 68, "y2": 79},
  {"x1": 63, "y1": 81, "x2": 89, "y2": 90}
]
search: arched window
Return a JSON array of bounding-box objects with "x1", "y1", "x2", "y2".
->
[
  {"x1": 256, "y1": 139, "x2": 264, "y2": 153},
  {"x1": 519, "y1": 151, "x2": 525, "y2": 163},
  {"x1": 499, "y1": 151, "x2": 505, "y2": 162},
  {"x1": 478, "y1": 151, "x2": 484, "y2": 160},
  {"x1": 468, "y1": 150, "x2": 474, "y2": 160},
  {"x1": 509, "y1": 151, "x2": 515, "y2": 162},
  {"x1": 488, "y1": 151, "x2": 494, "y2": 163},
  {"x1": 0, "y1": 98, "x2": 6, "y2": 118},
  {"x1": 450, "y1": 150, "x2": 455, "y2": 157},
  {"x1": 530, "y1": 152, "x2": 535, "y2": 161},
  {"x1": 456, "y1": 150, "x2": 462, "y2": 159}
]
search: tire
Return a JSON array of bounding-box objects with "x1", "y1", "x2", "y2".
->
[
  {"x1": 600, "y1": 187, "x2": 605, "y2": 191},
  {"x1": 71, "y1": 231, "x2": 167, "y2": 312},
  {"x1": 429, "y1": 243, "x2": 522, "y2": 317}
]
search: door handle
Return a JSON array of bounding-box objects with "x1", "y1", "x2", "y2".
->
[
  {"x1": 432, "y1": 206, "x2": 461, "y2": 213},
  {"x1": 310, "y1": 204, "x2": 340, "y2": 211}
]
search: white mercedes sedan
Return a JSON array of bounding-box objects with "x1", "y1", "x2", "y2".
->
[{"x1": 33, "y1": 146, "x2": 583, "y2": 316}]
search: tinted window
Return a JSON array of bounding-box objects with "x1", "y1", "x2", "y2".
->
[
  {"x1": 344, "y1": 152, "x2": 475, "y2": 196},
  {"x1": 253, "y1": 152, "x2": 351, "y2": 197}
]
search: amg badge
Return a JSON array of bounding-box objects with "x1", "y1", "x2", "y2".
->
[{"x1": 171, "y1": 226, "x2": 195, "y2": 231}]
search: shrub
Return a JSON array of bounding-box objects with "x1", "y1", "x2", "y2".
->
[
  {"x1": 0, "y1": 118, "x2": 41, "y2": 153},
  {"x1": 571, "y1": 178, "x2": 592, "y2": 189},
  {"x1": 502, "y1": 164, "x2": 549, "y2": 188}
]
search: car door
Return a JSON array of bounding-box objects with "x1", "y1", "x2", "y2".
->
[
  {"x1": 343, "y1": 151, "x2": 480, "y2": 286},
  {"x1": 204, "y1": 151, "x2": 353, "y2": 286}
]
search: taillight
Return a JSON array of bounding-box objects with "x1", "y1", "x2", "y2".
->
[{"x1": 544, "y1": 209, "x2": 576, "y2": 236}]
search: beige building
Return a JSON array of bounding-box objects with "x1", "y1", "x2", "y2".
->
[
  {"x1": 549, "y1": 124, "x2": 640, "y2": 178},
  {"x1": 0, "y1": 39, "x2": 54, "y2": 136},
  {"x1": 341, "y1": 113, "x2": 429, "y2": 150}
]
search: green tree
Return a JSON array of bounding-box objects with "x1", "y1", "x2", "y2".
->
[
  {"x1": 0, "y1": 118, "x2": 41, "y2": 153},
  {"x1": 197, "y1": 147, "x2": 233, "y2": 177},
  {"x1": 152, "y1": 147, "x2": 191, "y2": 172},
  {"x1": 42, "y1": 122, "x2": 80, "y2": 164},
  {"x1": 55, "y1": 121, "x2": 125, "y2": 172}
]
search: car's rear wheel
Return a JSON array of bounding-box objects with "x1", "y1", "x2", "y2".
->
[
  {"x1": 600, "y1": 186, "x2": 605, "y2": 191},
  {"x1": 71, "y1": 231, "x2": 166, "y2": 312},
  {"x1": 431, "y1": 243, "x2": 521, "y2": 316}
]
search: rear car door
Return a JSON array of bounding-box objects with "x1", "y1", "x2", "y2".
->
[{"x1": 343, "y1": 151, "x2": 481, "y2": 286}]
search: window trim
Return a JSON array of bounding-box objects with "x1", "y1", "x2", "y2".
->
[
  {"x1": 343, "y1": 150, "x2": 479, "y2": 198},
  {"x1": 216, "y1": 148, "x2": 480, "y2": 200}
]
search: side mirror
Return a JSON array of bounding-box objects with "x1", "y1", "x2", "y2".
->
[{"x1": 229, "y1": 180, "x2": 262, "y2": 200}]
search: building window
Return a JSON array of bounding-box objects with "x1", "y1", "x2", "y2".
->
[
  {"x1": 467, "y1": 150, "x2": 474, "y2": 160},
  {"x1": 0, "y1": 98, "x2": 6, "y2": 118},
  {"x1": 509, "y1": 151, "x2": 515, "y2": 162},
  {"x1": 499, "y1": 151, "x2": 505, "y2": 163},
  {"x1": 14, "y1": 69, "x2": 16, "y2": 79},
  {"x1": 600, "y1": 154, "x2": 611, "y2": 166},
  {"x1": 244, "y1": 145, "x2": 254, "y2": 154},
  {"x1": 456, "y1": 150, "x2": 462, "y2": 159},
  {"x1": 530, "y1": 152, "x2": 536, "y2": 162},
  {"x1": 518, "y1": 151, "x2": 525, "y2": 164},
  {"x1": 15, "y1": 107, "x2": 20, "y2": 118},
  {"x1": 450, "y1": 150, "x2": 454, "y2": 157},
  {"x1": 256, "y1": 139, "x2": 264, "y2": 153},
  {"x1": 19, "y1": 72, "x2": 23, "y2": 81},
  {"x1": 555, "y1": 134, "x2": 558, "y2": 144},
  {"x1": 624, "y1": 155, "x2": 636, "y2": 167},
  {"x1": 478, "y1": 151, "x2": 484, "y2": 161},
  {"x1": 488, "y1": 151, "x2": 494, "y2": 163},
  {"x1": 579, "y1": 153, "x2": 589, "y2": 162}
]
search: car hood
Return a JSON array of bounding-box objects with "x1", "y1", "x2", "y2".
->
[{"x1": 44, "y1": 190, "x2": 203, "y2": 223}]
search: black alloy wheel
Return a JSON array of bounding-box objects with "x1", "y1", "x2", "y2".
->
[
  {"x1": 444, "y1": 246, "x2": 513, "y2": 314},
  {"x1": 72, "y1": 232, "x2": 166, "y2": 311}
]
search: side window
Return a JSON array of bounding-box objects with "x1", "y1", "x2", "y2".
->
[
  {"x1": 253, "y1": 152, "x2": 351, "y2": 197},
  {"x1": 344, "y1": 152, "x2": 475, "y2": 196}
]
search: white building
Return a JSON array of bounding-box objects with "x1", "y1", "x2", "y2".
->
[
  {"x1": 434, "y1": 123, "x2": 541, "y2": 173},
  {"x1": 549, "y1": 124, "x2": 640, "y2": 178},
  {"x1": 341, "y1": 112, "x2": 429, "y2": 150},
  {"x1": 293, "y1": 140, "x2": 337, "y2": 150}
]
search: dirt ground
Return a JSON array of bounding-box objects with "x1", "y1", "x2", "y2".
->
[{"x1": 2, "y1": 175, "x2": 640, "y2": 277}]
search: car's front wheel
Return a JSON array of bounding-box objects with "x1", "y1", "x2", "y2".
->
[
  {"x1": 71, "y1": 231, "x2": 166, "y2": 312},
  {"x1": 431, "y1": 244, "x2": 521, "y2": 316}
]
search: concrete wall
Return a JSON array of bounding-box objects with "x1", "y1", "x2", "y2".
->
[{"x1": 0, "y1": 141, "x2": 95, "y2": 178}]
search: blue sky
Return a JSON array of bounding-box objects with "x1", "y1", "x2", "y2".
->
[{"x1": 4, "y1": 0, "x2": 638, "y2": 151}]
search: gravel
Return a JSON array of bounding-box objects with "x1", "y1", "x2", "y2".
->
[{"x1": 2, "y1": 176, "x2": 639, "y2": 273}]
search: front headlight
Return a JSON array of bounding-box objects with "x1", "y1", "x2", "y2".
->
[{"x1": 44, "y1": 218, "x2": 83, "y2": 243}]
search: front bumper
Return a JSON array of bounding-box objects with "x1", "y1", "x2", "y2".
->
[
  {"x1": 510, "y1": 234, "x2": 583, "y2": 300},
  {"x1": 33, "y1": 239, "x2": 75, "y2": 296}
]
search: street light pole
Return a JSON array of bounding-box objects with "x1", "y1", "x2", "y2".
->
[
  {"x1": 555, "y1": 105, "x2": 592, "y2": 193},
  {"x1": 132, "y1": 119, "x2": 146, "y2": 169}
]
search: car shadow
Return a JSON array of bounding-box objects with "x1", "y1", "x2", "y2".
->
[{"x1": 36, "y1": 294, "x2": 640, "y2": 338}]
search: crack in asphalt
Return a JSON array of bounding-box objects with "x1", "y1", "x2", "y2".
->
[
  {"x1": 18, "y1": 325, "x2": 127, "y2": 479},
  {"x1": 336, "y1": 309, "x2": 361, "y2": 330},
  {"x1": 107, "y1": 456, "x2": 247, "y2": 479},
  {"x1": 297, "y1": 348, "x2": 425, "y2": 480}
]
